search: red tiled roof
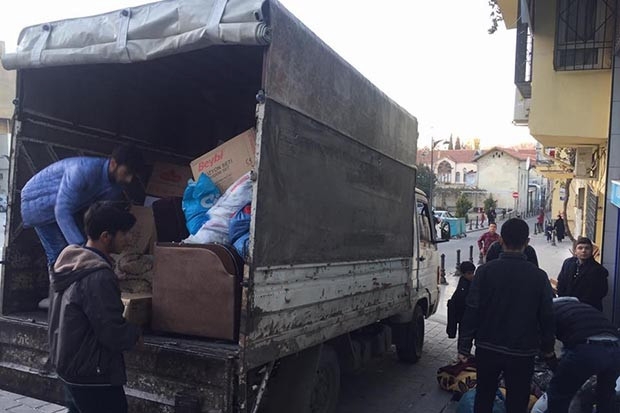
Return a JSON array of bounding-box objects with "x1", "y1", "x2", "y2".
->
[
  {"x1": 474, "y1": 147, "x2": 537, "y2": 165},
  {"x1": 416, "y1": 149, "x2": 480, "y2": 165}
]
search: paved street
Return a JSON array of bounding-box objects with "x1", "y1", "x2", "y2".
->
[
  {"x1": 0, "y1": 390, "x2": 66, "y2": 413},
  {"x1": 0, "y1": 216, "x2": 574, "y2": 413}
]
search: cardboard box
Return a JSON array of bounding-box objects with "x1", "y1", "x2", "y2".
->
[
  {"x1": 122, "y1": 293, "x2": 152, "y2": 326},
  {"x1": 190, "y1": 129, "x2": 256, "y2": 191},
  {"x1": 127, "y1": 206, "x2": 157, "y2": 255},
  {"x1": 146, "y1": 162, "x2": 192, "y2": 198}
]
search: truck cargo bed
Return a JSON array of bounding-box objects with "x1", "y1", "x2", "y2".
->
[{"x1": 0, "y1": 315, "x2": 240, "y2": 412}]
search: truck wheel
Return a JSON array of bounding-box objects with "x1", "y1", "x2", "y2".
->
[
  {"x1": 395, "y1": 305, "x2": 425, "y2": 363},
  {"x1": 309, "y1": 345, "x2": 340, "y2": 413}
]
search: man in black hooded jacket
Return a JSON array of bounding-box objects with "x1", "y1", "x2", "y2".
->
[{"x1": 48, "y1": 201, "x2": 141, "y2": 413}]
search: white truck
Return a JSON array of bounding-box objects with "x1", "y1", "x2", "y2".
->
[{"x1": 0, "y1": 1, "x2": 445, "y2": 412}]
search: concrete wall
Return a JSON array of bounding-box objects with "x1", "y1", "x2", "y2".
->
[
  {"x1": 476, "y1": 151, "x2": 520, "y2": 210},
  {"x1": 529, "y1": 0, "x2": 611, "y2": 147},
  {"x1": 602, "y1": 3, "x2": 620, "y2": 322},
  {"x1": 0, "y1": 42, "x2": 15, "y2": 120}
]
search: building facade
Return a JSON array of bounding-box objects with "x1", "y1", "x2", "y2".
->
[
  {"x1": 496, "y1": 0, "x2": 620, "y2": 320},
  {"x1": 474, "y1": 147, "x2": 538, "y2": 214},
  {"x1": 0, "y1": 41, "x2": 15, "y2": 194}
]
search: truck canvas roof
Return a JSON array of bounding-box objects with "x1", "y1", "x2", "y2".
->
[{"x1": 2, "y1": 0, "x2": 270, "y2": 70}]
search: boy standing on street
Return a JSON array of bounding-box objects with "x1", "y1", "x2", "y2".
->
[
  {"x1": 458, "y1": 218, "x2": 555, "y2": 413},
  {"x1": 557, "y1": 237, "x2": 608, "y2": 312},
  {"x1": 48, "y1": 202, "x2": 141, "y2": 413},
  {"x1": 477, "y1": 223, "x2": 500, "y2": 262},
  {"x1": 447, "y1": 261, "x2": 476, "y2": 339}
]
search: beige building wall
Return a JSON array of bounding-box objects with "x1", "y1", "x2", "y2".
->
[
  {"x1": 0, "y1": 42, "x2": 16, "y2": 121},
  {"x1": 476, "y1": 153, "x2": 520, "y2": 210},
  {"x1": 529, "y1": 0, "x2": 611, "y2": 147}
]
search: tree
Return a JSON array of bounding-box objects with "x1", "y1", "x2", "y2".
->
[
  {"x1": 416, "y1": 163, "x2": 435, "y2": 198},
  {"x1": 448, "y1": 134, "x2": 454, "y2": 150},
  {"x1": 455, "y1": 193, "x2": 473, "y2": 219},
  {"x1": 484, "y1": 194, "x2": 497, "y2": 212},
  {"x1": 488, "y1": 0, "x2": 504, "y2": 34},
  {"x1": 455, "y1": 136, "x2": 462, "y2": 150}
]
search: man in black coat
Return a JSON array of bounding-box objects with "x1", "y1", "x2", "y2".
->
[
  {"x1": 485, "y1": 238, "x2": 539, "y2": 267},
  {"x1": 458, "y1": 218, "x2": 555, "y2": 413},
  {"x1": 546, "y1": 297, "x2": 620, "y2": 413},
  {"x1": 557, "y1": 237, "x2": 608, "y2": 311},
  {"x1": 48, "y1": 202, "x2": 141, "y2": 413}
]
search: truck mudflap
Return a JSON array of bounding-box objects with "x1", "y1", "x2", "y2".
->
[{"x1": 0, "y1": 316, "x2": 240, "y2": 413}]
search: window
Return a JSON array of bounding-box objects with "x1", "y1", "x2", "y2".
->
[
  {"x1": 554, "y1": 0, "x2": 615, "y2": 71},
  {"x1": 437, "y1": 161, "x2": 452, "y2": 184},
  {"x1": 455, "y1": 172, "x2": 461, "y2": 183},
  {"x1": 416, "y1": 201, "x2": 432, "y2": 242}
]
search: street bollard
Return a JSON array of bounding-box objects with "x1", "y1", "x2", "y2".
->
[
  {"x1": 469, "y1": 245, "x2": 474, "y2": 263},
  {"x1": 454, "y1": 249, "x2": 461, "y2": 276},
  {"x1": 440, "y1": 254, "x2": 448, "y2": 285},
  {"x1": 469, "y1": 219, "x2": 473, "y2": 231},
  {"x1": 475, "y1": 216, "x2": 479, "y2": 229},
  {"x1": 552, "y1": 229, "x2": 557, "y2": 246}
]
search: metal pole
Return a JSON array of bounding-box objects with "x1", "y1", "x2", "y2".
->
[
  {"x1": 430, "y1": 139, "x2": 434, "y2": 210},
  {"x1": 469, "y1": 245, "x2": 474, "y2": 263},
  {"x1": 475, "y1": 216, "x2": 479, "y2": 229},
  {"x1": 455, "y1": 249, "x2": 461, "y2": 276},
  {"x1": 440, "y1": 254, "x2": 448, "y2": 285},
  {"x1": 552, "y1": 229, "x2": 557, "y2": 246}
]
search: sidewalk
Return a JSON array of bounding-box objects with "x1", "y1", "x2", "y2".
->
[
  {"x1": 433, "y1": 216, "x2": 573, "y2": 325},
  {"x1": 0, "y1": 390, "x2": 66, "y2": 413}
]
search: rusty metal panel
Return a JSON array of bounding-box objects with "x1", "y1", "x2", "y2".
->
[
  {"x1": 251, "y1": 100, "x2": 416, "y2": 268},
  {"x1": 264, "y1": 1, "x2": 418, "y2": 167},
  {"x1": 0, "y1": 316, "x2": 239, "y2": 413},
  {"x1": 243, "y1": 258, "x2": 412, "y2": 368}
]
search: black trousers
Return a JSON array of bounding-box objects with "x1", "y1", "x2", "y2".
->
[
  {"x1": 66, "y1": 384, "x2": 128, "y2": 413},
  {"x1": 474, "y1": 347, "x2": 535, "y2": 413}
]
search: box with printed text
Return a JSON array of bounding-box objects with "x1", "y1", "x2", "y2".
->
[{"x1": 190, "y1": 129, "x2": 256, "y2": 191}]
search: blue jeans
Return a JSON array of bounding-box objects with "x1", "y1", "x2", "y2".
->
[
  {"x1": 34, "y1": 222, "x2": 68, "y2": 266},
  {"x1": 547, "y1": 343, "x2": 620, "y2": 413}
]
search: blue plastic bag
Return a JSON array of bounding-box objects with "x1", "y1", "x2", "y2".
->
[
  {"x1": 457, "y1": 389, "x2": 506, "y2": 413},
  {"x1": 229, "y1": 204, "x2": 251, "y2": 257},
  {"x1": 182, "y1": 173, "x2": 220, "y2": 235}
]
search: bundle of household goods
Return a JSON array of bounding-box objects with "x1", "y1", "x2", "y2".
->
[{"x1": 119, "y1": 129, "x2": 256, "y2": 341}]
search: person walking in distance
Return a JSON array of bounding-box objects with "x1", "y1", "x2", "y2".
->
[
  {"x1": 458, "y1": 218, "x2": 555, "y2": 413},
  {"x1": 536, "y1": 210, "x2": 545, "y2": 234},
  {"x1": 487, "y1": 208, "x2": 497, "y2": 225},
  {"x1": 546, "y1": 297, "x2": 620, "y2": 413},
  {"x1": 48, "y1": 202, "x2": 142, "y2": 413},
  {"x1": 20, "y1": 145, "x2": 143, "y2": 266},
  {"x1": 480, "y1": 210, "x2": 486, "y2": 228},
  {"x1": 557, "y1": 237, "x2": 608, "y2": 311},
  {"x1": 477, "y1": 223, "x2": 500, "y2": 262},
  {"x1": 553, "y1": 214, "x2": 566, "y2": 243}
]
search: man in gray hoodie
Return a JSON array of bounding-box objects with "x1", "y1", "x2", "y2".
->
[{"x1": 48, "y1": 201, "x2": 141, "y2": 413}]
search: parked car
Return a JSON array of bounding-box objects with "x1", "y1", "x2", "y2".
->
[{"x1": 433, "y1": 210, "x2": 454, "y2": 222}]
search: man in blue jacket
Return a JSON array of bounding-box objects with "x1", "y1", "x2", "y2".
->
[{"x1": 21, "y1": 145, "x2": 143, "y2": 265}]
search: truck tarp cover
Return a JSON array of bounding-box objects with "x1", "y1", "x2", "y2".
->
[{"x1": 1, "y1": 0, "x2": 269, "y2": 70}]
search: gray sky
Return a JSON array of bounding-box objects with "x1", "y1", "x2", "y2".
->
[{"x1": 0, "y1": 0, "x2": 534, "y2": 148}]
